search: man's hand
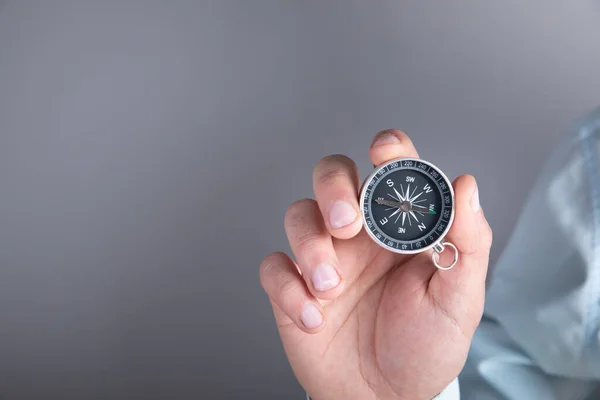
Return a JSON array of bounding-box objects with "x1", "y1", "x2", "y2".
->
[{"x1": 259, "y1": 130, "x2": 492, "y2": 400}]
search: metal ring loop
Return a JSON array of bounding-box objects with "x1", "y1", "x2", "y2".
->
[{"x1": 431, "y1": 242, "x2": 459, "y2": 271}]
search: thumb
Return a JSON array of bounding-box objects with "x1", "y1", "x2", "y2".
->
[{"x1": 429, "y1": 175, "x2": 493, "y2": 331}]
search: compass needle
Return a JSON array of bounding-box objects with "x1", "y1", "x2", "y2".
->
[{"x1": 376, "y1": 199, "x2": 403, "y2": 208}]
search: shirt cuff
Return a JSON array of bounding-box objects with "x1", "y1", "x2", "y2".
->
[
  {"x1": 305, "y1": 378, "x2": 460, "y2": 400},
  {"x1": 433, "y1": 377, "x2": 460, "y2": 400}
]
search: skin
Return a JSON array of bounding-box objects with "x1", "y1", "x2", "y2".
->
[{"x1": 259, "y1": 130, "x2": 493, "y2": 400}]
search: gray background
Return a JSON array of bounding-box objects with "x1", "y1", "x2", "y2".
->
[{"x1": 1, "y1": 1, "x2": 600, "y2": 399}]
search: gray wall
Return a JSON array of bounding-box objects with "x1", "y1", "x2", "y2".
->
[{"x1": 0, "y1": 1, "x2": 599, "y2": 399}]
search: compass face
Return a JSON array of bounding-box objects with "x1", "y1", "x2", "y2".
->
[{"x1": 360, "y1": 158, "x2": 455, "y2": 254}]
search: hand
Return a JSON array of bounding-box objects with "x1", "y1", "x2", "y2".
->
[{"x1": 259, "y1": 130, "x2": 493, "y2": 400}]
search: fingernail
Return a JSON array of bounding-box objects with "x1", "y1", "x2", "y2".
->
[
  {"x1": 301, "y1": 303, "x2": 323, "y2": 329},
  {"x1": 312, "y1": 263, "x2": 341, "y2": 292},
  {"x1": 329, "y1": 201, "x2": 357, "y2": 229},
  {"x1": 372, "y1": 132, "x2": 400, "y2": 147},
  {"x1": 471, "y1": 184, "x2": 480, "y2": 212}
]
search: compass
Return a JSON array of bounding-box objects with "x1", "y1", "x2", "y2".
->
[{"x1": 360, "y1": 157, "x2": 458, "y2": 270}]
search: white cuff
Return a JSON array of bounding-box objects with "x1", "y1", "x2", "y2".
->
[
  {"x1": 433, "y1": 377, "x2": 460, "y2": 400},
  {"x1": 305, "y1": 378, "x2": 460, "y2": 400}
]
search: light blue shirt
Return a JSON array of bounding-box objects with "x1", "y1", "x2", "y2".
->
[{"x1": 461, "y1": 108, "x2": 600, "y2": 399}]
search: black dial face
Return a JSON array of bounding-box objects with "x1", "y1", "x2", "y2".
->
[{"x1": 360, "y1": 158, "x2": 454, "y2": 253}]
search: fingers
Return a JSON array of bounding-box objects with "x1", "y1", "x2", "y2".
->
[
  {"x1": 259, "y1": 252, "x2": 325, "y2": 333},
  {"x1": 311, "y1": 130, "x2": 420, "y2": 241},
  {"x1": 284, "y1": 199, "x2": 345, "y2": 300},
  {"x1": 369, "y1": 129, "x2": 419, "y2": 167},
  {"x1": 432, "y1": 175, "x2": 493, "y2": 305},
  {"x1": 312, "y1": 155, "x2": 362, "y2": 239},
  {"x1": 304, "y1": 130, "x2": 421, "y2": 298}
]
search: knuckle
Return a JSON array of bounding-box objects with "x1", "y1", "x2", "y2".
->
[
  {"x1": 258, "y1": 253, "x2": 303, "y2": 305},
  {"x1": 317, "y1": 167, "x2": 347, "y2": 187},
  {"x1": 285, "y1": 198, "x2": 316, "y2": 219},
  {"x1": 294, "y1": 230, "x2": 323, "y2": 254},
  {"x1": 278, "y1": 277, "x2": 299, "y2": 298},
  {"x1": 459, "y1": 222, "x2": 492, "y2": 256},
  {"x1": 259, "y1": 252, "x2": 287, "y2": 284},
  {"x1": 481, "y1": 223, "x2": 493, "y2": 248},
  {"x1": 459, "y1": 239, "x2": 480, "y2": 257},
  {"x1": 318, "y1": 154, "x2": 353, "y2": 166},
  {"x1": 314, "y1": 155, "x2": 356, "y2": 187},
  {"x1": 285, "y1": 199, "x2": 317, "y2": 225}
]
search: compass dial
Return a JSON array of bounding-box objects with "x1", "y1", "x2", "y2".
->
[{"x1": 360, "y1": 158, "x2": 455, "y2": 254}]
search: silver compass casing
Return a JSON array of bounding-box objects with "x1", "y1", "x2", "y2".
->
[{"x1": 359, "y1": 157, "x2": 455, "y2": 255}]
